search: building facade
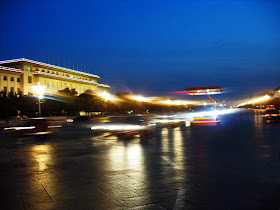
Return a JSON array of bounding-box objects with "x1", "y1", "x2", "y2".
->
[{"x1": 0, "y1": 58, "x2": 110, "y2": 95}]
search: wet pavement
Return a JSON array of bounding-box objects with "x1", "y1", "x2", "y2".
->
[{"x1": 0, "y1": 110, "x2": 279, "y2": 209}]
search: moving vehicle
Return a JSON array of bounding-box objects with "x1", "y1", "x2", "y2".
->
[
  {"x1": 263, "y1": 109, "x2": 280, "y2": 122},
  {"x1": 152, "y1": 115, "x2": 186, "y2": 128},
  {"x1": 91, "y1": 115, "x2": 155, "y2": 138},
  {"x1": 66, "y1": 116, "x2": 90, "y2": 123},
  {"x1": 190, "y1": 116, "x2": 220, "y2": 126},
  {"x1": 4, "y1": 118, "x2": 61, "y2": 135}
]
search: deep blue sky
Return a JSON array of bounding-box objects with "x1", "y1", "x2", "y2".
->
[{"x1": 1, "y1": 0, "x2": 280, "y2": 102}]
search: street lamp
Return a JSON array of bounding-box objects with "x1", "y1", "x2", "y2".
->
[
  {"x1": 131, "y1": 95, "x2": 148, "y2": 102},
  {"x1": 98, "y1": 91, "x2": 114, "y2": 115},
  {"x1": 99, "y1": 91, "x2": 113, "y2": 101},
  {"x1": 32, "y1": 82, "x2": 46, "y2": 115}
]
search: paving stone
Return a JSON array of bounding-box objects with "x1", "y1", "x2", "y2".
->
[
  {"x1": 21, "y1": 189, "x2": 53, "y2": 206},
  {"x1": 0, "y1": 113, "x2": 280, "y2": 208},
  {"x1": 117, "y1": 195, "x2": 154, "y2": 208},
  {"x1": 0, "y1": 195, "x2": 24, "y2": 210}
]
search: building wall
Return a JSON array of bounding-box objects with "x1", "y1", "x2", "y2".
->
[
  {"x1": 0, "y1": 71, "x2": 22, "y2": 94},
  {"x1": 0, "y1": 61, "x2": 109, "y2": 95},
  {"x1": 38, "y1": 77, "x2": 98, "y2": 95},
  {"x1": 22, "y1": 64, "x2": 35, "y2": 95}
]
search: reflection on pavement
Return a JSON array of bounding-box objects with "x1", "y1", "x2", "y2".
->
[{"x1": 1, "y1": 111, "x2": 280, "y2": 208}]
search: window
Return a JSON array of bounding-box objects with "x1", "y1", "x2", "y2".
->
[
  {"x1": 28, "y1": 76, "x2": 32, "y2": 83},
  {"x1": 42, "y1": 70, "x2": 45, "y2": 72},
  {"x1": 11, "y1": 87, "x2": 14, "y2": 93},
  {"x1": 17, "y1": 88, "x2": 21, "y2": 94},
  {"x1": 11, "y1": 77, "x2": 14, "y2": 82},
  {"x1": 17, "y1": 78, "x2": 20, "y2": 82},
  {"x1": 4, "y1": 86, "x2": 7, "y2": 93},
  {"x1": 4, "y1": 76, "x2": 7, "y2": 81},
  {"x1": 28, "y1": 67, "x2": 32, "y2": 72}
]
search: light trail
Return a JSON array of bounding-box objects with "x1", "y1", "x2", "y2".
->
[{"x1": 237, "y1": 95, "x2": 270, "y2": 107}]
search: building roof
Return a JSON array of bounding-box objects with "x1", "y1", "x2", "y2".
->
[
  {"x1": 0, "y1": 58, "x2": 100, "y2": 79},
  {"x1": 97, "y1": 83, "x2": 110, "y2": 88},
  {"x1": 0, "y1": 65, "x2": 23, "y2": 74},
  {"x1": 33, "y1": 71, "x2": 98, "y2": 85}
]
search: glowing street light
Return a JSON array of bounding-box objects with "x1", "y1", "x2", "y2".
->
[
  {"x1": 98, "y1": 91, "x2": 114, "y2": 115},
  {"x1": 99, "y1": 91, "x2": 113, "y2": 101},
  {"x1": 32, "y1": 82, "x2": 46, "y2": 115},
  {"x1": 237, "y1": 95, "x2": 270, "y2": 107},
  {"x1": 159, "y1": 99, "x2": 192, "y2": 105},
  {"x1": 131, "y1": 95, "x2": 149, "y2": 102}
]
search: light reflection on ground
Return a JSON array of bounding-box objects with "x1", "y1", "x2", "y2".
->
[{"x1": 0, "y1": 110, "x2": 279, "y2": 208}]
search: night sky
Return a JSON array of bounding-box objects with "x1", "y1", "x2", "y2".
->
[{"x1": 1, "y1": 0, "x2": 280, "y2": 102}]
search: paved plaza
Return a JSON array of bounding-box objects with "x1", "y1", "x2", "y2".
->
[{"x1": 0, "y1": 111, "x2": 279, "y2": 209}]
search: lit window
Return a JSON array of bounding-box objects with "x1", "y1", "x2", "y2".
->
[{"x1": 28, "y1": 67, "x2": 32, "y2": 72}]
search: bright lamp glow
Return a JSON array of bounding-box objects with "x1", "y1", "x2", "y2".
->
[
  {"x1": 131, "y1": 95, "x2": 149, "y2": 102},
  {"x1": 99, "y1": 91, "x2": 113, "y2": 101},
  {"x1": 237, "y1": 95, "x2": 270, "y2": 107},
  {"x1": 32, "y1": 82, "x2": 46, "y2": 98},
  {"x1": 159, "y1": 99, "x2": 193, "y2": 105}
]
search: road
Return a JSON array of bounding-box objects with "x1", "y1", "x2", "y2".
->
[{"x1": 0, "y1": 110, "x2": 279, "y2": 209}]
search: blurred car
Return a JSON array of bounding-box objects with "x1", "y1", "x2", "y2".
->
[
  {"x1": 91, "y1": 115, "x2": 155, "y2": 138},
  {"x1": 66, "y1": 116, "x2": 90, "y2": 123},
  {"x1": 4, "y1": 118, "x2": 61, "y2": 135},
  {"x1": 191, "y1": 116, "x2": 220, "y2": 126},
  {"x1": 263, "y1": 109, "x2": 280, "y2": 122},
  {"x1": 152, "y1": 114, "x2": 186, "y2": 128}
]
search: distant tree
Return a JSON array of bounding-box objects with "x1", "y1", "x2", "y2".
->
[
  {"x1": 18, "y1": 95, "x2": 37, "y2": 117},
  {"x1": 273, "y1": 87, "x2": 280, "y2": 92},
  {"x1": 78, "y1": 92, "x2": 102, "y2": 112},
  {"x1": 257, "y1": 91, "x2": 273, "y2": 97},
  {"x1": 56, "y1": 88, "x2": 79, "y2": 115},
  {"x1": 58, "y1": 88, "x2": 78, "y2": 97}
]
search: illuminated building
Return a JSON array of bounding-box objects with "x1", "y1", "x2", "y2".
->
[{"x1": 0, "y1": 58, "x2": 110, "y2": 95}]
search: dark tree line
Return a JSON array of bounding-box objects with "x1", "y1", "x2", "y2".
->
[
  {"x1": 0, "y1": 91, "x2": 37, "y2": 119},
  {"x1": 0, "y1": 88, "x2": 188, "y2": 119}
]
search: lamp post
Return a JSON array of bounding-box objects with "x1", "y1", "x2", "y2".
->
[
  {"x1": 203, "y1": 102, "x2": 207, "y2": 110},
  {"x1": 99, "y1": 91, "x2": 113, "y2": 115},
  {"x1": 32, "y1": 82, "x2": 46, "y2": 115}
]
